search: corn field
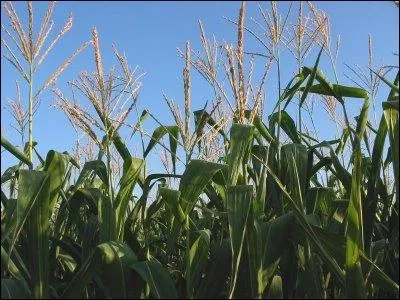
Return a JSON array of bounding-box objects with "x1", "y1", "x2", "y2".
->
[{"x1": 1, "y1": 1, "x2": 399, "y2": 299}]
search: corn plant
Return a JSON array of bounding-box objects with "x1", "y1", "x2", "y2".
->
[{"x1": 1, "y1": 1, "x2": 399, "y2": 299}]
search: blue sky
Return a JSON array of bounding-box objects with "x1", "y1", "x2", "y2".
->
[{"x1": 1, "y1": 1, "x2": 399, "y2": 175}]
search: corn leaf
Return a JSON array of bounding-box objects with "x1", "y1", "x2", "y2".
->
[
  {"x1": 227, "y1": 124, "x2": 254, "y2": 185},
  {"x1": 227, "y1": 185, "x2": 253, "y2": 298},
  {"x1": 1, "y1": 279, "x2": 30, "y2": 299},
  {"x1": 63, "y1": 241, "x2": 138, "y2": 298},
  {"x1": 143, "y1": 125, "x2": 179, "y2": 174},
  {"x1": 186, "y1": 229, "x2": 211, "y2": 298},
  {"x1": 1, "y1": 135, "x2": 32, "y2": 168},
  {"x1": 269, "y1": 111, "x2": 301, "y2": 144},
  {"x1": 299, "y1": 46, "x2": 324, "y2": 107},
  {"x1": 345, "y1": 94, "x2": 370, "y2": 298},
  {"x1": 115, "y1": 157, "x2": 144, "y2": 240},
  {"x1": 131, "y1": 257, "x2": 178, "y2": 299}
]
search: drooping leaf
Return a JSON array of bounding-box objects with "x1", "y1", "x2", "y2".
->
[
  {"x1": 227, "y1": 124, "x2": 254, "y2": 185},
  {"x1": 63, "y1": 241, "x2": 138, "y2": 299},
  {"x1": 269, "y1": 111, "x2": 300, "y2": 144},
  {"x1": 74, "y1": 160, "x2": 109, "y2": 190},
  {"x1": 43, "y1": 150, "x2": 69, "y2": 213},
  {"x1": 143, "y1": 125, "x2": 179, "y2": 173},
  {"x1": 303, "y1": 84, "x2": 368, "y2": 98},
  {"x1": 131, "y1": 257, "x2": 178, "y2": 299},
  {"x1": 159, "y1": 187, "x2": 185, "y2": 224},
  {"x1": 179, "y1": 159, "x2": 227, "y2": 215},
  {"x1": 1, "y1": 165, "x2": 19, "y2": 184},
  {"x1": 1, "y1": 135, "x2": 32, "y2": 168},
  {"x1": 299, "y1": 45, "x2": 324, "y2": 108},
  {"x1": 252, "y1": 115, "x2": 277, "y2": 146}
]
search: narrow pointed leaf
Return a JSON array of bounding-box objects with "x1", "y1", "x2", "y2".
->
[
  {"x1": 227, "y1": 185, "x2": 253, "y2": 298},
  {"x1": 130, "y1": 258, "x2": 178, "y2": 299}
]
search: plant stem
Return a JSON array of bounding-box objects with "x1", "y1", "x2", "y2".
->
[
  {"x1": 297, "y1": 51, "x2": 302, "y2": 136},
  {"x1": 276, "y1": 47, "x2": 282, "y2": 171},
  {"x1": 28, "y1": 65, "x2": 33, "y2": 169}
]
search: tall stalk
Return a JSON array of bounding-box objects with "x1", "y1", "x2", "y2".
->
[
  {"x1": 28, "y1": 65, "x2": 33, "y2": 168},
  {"x1": 276, "y1": 47, "x2": 282, "y2": 171},
  {"x1": 105, "y1": 132, "x2": 115, "y2": 203},
  {"x1": 2, "y1": 1, "x2": 88, "y2": 168}
]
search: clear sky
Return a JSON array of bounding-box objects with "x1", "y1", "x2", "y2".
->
[{"x1": 1, "y1": 1, "x2": 399, "y2": 175}]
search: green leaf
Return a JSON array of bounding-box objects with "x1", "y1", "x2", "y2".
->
[
  {"x1": 278, "y1": 69, "x2": 308, "y2": 112},
  {"x1": 1, "y1": 135, "x2": 32, "y2": 168},
  {"x1": 131, "y1": 109, "x2": 150, "y2": 138},
  {"x1": 369, "y1": 67, "x2": 399, "y2": 93},
  {"x1": 382, "y1": 100, "x2": 399, "y2": 111},
  {"x1": 269, "y1": 111, "x2": 300, "y2": 144},
  {"x1": 159, "y1": 187, "x2": 185, "y2": 224},
  {"x1": 303, "y1": 84, "x2": 368, "y2": 98},
  {"x1": 196, "y1": 239, "x2": 231, "y2": 298},
  {"x1": 364, "y1": 72, "x2": 398, "y2": 250},
  {"x1": 259, "y1": 213, "x2": 295, "y2": 295},
  {"x1": 75, "y1": 160, "x2": 109, "y2": 189},
  {"x1": 307, "y1": 226, "x2": 399, "y2": 293},
  {"x1": 168, "y1": 126, "x2": 179, "y2": 174},
  {"x1": 1, "y1": 279, "x2": 30, "y2": 299},
  {"x1": 165, "y1": 160, "x2": 226, "y2": 253},
  {"x1": 98, "y1": 192, "x2": 117, "y2": 242},
  {"x1": 131, "y1": 258, "x2": 178, "y2": 299},
  {"x1": 63, "y1": 242, "x2": 137, "y2": 298},
  {"x1": 255, "y1": 157, "x2": 346, "y2": 287},
  {"x1": 113, "y1": 131, "x2": 132, "y2": 160},
  {"x1": 383, "y1": 100, "x2": 399, "y2": 203},
  {"x1": 22, "y1": 171, "x2": 52, "y2": 299},
  {"x1": 186, "y1": 230, "x2": 211, "y2": 298},
  {"x1": 252, "y1": 145, "x2": 269, "y2": 217},
  {"x1": 115, "y1": 157, "x2": 144, "y2": 240},
  {"x1": 2, "y1": 171, "x2": 46, "y2": 244},
  {"x1": 1, "y1": 245, "x2": 30, "y2": 288},
  {"x1": 299, "y1": 46, "x2": 324, "y2": 108},
  {"x1": 227, "y1": 185, "x2": 253, "y2": 298},
  {"x1": 43, "y1": 150, "x2": 69, "y2": 213},
  {"x1": 266, "y1": 275, "x2": 283, "y2": 299},
  {"x1": 346, "y1": 97, "x2": 370, "y2": 298},
  {"x1": 252, "y1": 115, "x2": 277, "y2": 146},
  {"x1": 305, "y1": 187, "x2": 336, "y2": 226},
  {"x1": 194, "y1": 109, "x2": 227, "y2": 150},
  {"x1": 281, "y1": 144, "x2": 309, "y2": 209},
  {"x1": 1, "y1": 165, "x2": 19, "y2": 184},
  {"x1": 143, "y1": 125, "x2": 179, "y2": 173},
  {"x1": 227, "y1": 123, "x2": 254, "y2": 185},
  {"x1": 310, "y1": 141, "x2": 352, "y2": 192},
  {"x1": 179, "y1": 160, "x2": 227, "y2": 215}
]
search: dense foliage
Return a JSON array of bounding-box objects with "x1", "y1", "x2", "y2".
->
[{"x1": 1, "y1": 1, "x2": 399, "y2": 299}]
